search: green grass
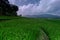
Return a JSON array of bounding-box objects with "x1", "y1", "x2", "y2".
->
[{"x1": 0, "y1": 16, "x2": 60, "y2": 40}]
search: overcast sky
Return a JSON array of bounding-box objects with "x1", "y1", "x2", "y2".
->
[{"x1": 9, "y1": 0, "x2": 60, "y2": 16}]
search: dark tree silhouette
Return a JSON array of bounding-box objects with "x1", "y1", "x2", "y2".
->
[
  {"x1": 0, "y1": 0, "x2": 9, "y2": 15},
  {"x1": 7, "y1": 4, "x2": 18, "y2": 16},
  {"x1": 0, "y1": 0, "x2": 18, "y2": 16}
]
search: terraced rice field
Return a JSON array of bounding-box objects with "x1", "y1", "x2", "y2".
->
[{"x1": 0, "y1": 16, "x2": 60, "y2": 40}]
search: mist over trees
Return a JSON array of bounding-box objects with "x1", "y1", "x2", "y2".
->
[{"x1": 0, "y1": 0, "x2": 18, "y2": 16}]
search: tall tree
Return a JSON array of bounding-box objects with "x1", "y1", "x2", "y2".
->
[{"x1": 0, "y1": 0, "x2": 18, "y2": 16}]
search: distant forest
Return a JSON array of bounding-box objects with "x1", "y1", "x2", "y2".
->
[{"x1": 0, "y1": 0, "x2": 18, "y2": 16}]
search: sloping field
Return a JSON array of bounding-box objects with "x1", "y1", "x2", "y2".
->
[{"x1": 0, "y1": 16, "x2": 60, "y2": 40}]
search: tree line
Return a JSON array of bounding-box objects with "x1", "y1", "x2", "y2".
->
[{"x1": 0, "y1": 0, "x2": 18, "y2": 16}]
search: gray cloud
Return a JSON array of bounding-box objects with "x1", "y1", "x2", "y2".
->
[
  {"x1": 14, "y1": 0, "x2": 40, "y2": 6},
  {"x1": 9, "y1": 0, "x2": 15, "y2": 4},
  {"x1": 9, "y1": 0, "x2": 60, "y2": 16}
]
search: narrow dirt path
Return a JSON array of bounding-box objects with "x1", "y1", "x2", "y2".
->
[{"x1": 37, "y1": 28, "x2": 49, "y2": 40}]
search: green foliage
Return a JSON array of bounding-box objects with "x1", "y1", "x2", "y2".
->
[{"x1": 0, "y1": 16, "x2": 60, "y2": 40}]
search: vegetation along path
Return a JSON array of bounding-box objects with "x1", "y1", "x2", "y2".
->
[{"x1": 0, "y1": 16, "x2": 60, "y2": 40}]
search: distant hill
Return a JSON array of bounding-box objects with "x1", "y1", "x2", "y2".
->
[{"x1": 23, "y1": 14, "x2": 60, "y2": 18}]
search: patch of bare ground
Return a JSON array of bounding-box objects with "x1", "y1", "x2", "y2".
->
[{"x1": 37, "y1": 28, "x2": 49, "y2": 40}]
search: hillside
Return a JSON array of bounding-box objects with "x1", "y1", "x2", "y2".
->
[
  {"x1": 24, "y1": 14, "x2": 60, "y2": 18},
  {"x1": 0, "y1": 16, "x2": 60, "y2": 40}
]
